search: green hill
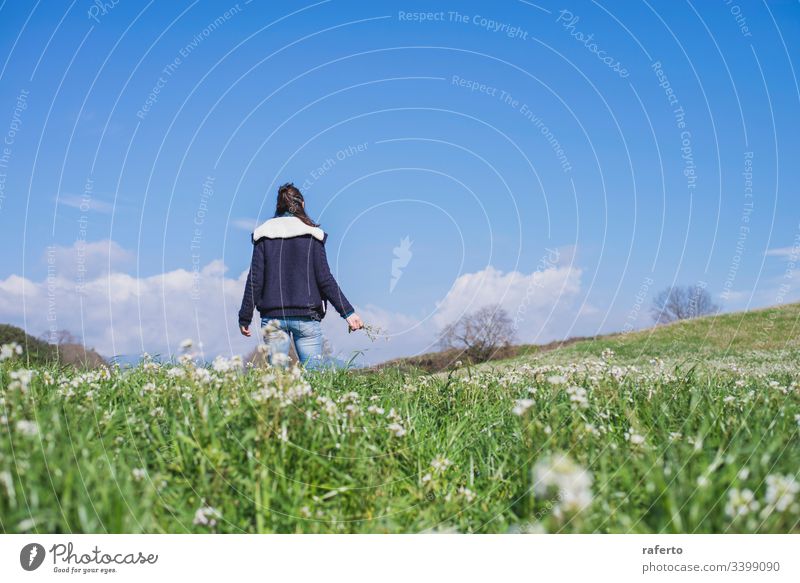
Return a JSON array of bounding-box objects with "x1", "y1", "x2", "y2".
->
[
  {"x1": 0, "y1": 324, "x2": 57, "y2": 364},
  {"x1": 531, "y1": 301, "x2": 800, "y2": 364},
  {"x1": 0, "y1": 324, "x2": 106, "y2": 368},
  {"x1": 381, "y1": 302, "x2": 800, "y2": 373}
]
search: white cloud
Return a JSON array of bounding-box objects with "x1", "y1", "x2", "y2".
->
[
  {"x1": 1, "y1": 241, "x2": 587, "y2": 364},
  {"x1": 433, "y1": 264, "x2": 584, "y2": 344},
  {"x1": 48, "y1": 239, "x2": 132, "y2": 279},
  {"x1": 232, "y1": 218, "x2": 260, "y2": 232},
  {"x1": 56, "y1": 194, "x2": 114, "y2": 214},
  {"x1": 764, "y1": 246, "x2": 800, "y2": 260}
]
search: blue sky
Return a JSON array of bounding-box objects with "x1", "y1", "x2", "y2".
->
[{"x1": 0, "y1": 0, "x2": 798, "y2": 363}]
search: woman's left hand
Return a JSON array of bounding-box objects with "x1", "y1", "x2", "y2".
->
[{"x1": 346, "y1": 313, "x2": 364, "y2": 331}]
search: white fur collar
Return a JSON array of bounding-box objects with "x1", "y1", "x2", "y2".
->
[{"x1": 253, "y1": 216, "x2": 325, "y2": 242}]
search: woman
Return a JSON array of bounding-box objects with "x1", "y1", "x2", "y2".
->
[{"x1": 238, "y1": 183, "x2": 363, "y2": 369}]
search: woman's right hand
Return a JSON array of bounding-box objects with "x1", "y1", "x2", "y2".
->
[{"x1": 346, "y1": 313, "x2": 364, "y2": 332}]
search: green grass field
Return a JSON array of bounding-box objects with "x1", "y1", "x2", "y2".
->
[{"x1": 1, "y1": 304, "x2": 798, "y2": 533}]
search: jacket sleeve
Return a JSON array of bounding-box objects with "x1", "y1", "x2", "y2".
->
[
  {"x1": 238, "y1": 239, "x2": 265, "y2": 327},
  {"x1": 314, "y1": 237, "x2": 354, "y2": 319}
]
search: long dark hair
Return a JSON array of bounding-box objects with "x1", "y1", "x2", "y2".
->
[{"x1": 275, "y1": 182, "x2": 319, "y2": 227}]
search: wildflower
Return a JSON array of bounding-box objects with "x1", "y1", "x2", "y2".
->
[
  {"x1": 430, "y1": 456, "x2": 452, "y2": 473},
  {"x1": 532, "y1": 453, "x2": 593, "y2": 518},
  {"x1": 271, "y1": 352, "x2": 291, "y2": 368},
  {"x1": 15, "y1": 420, "x2": 39, "y2": 437},
  {"x1": 458, "y1": 486, "x2": 476, "y2": 503},
  {"x1": 725, "y1": 488, "x2": 759, "y2": 519},
  {"x1": 179, "y1": 339, "x2": 193, "y2": 351},
  {"x1": 512, "y1": 398, "x2": 535, "y2": 416},
  {"x1": 626, "y1": 430, "x2": 645, "y2": 446},
  {"x1": 737, "y1": 468, "x2": 750, "y2": 481},
  {"x1": 764, "y1": 474, "x2": 799, "y2": 512},
  {"x1": 8, "y1": 369, "x2": 34, "y2": 392},
  {"x1": 132, "y1": 468, "x2": 147, "y2": 481},
  {"x1": 387, "y1": 422, "x2": 406, "y2": 438},
  {"x1": 367, "y1": 405, "x2": 384, "y2": 415},
  {"x1": 193, "y1": 368, "x2": 212, "y2": 385},
  {"x1": 696, "y1": 475, "x2": 710, "y2": 489},
  {"x1": 0, "y1": 342, "x2": 23, "y2": 361},
  {"x1": 193, "y1": 505, "x2": 222, "y2": 527},
  {"x1": 566, "y1": 385, "x2": 588, "y2": 409},
  {"x1": 547, "y1": 375, "x2": 567, "y2": 385},
  {"x1": 167, "y1": 367, "x2": 185, "y2": 379},
  {"x1": 601, "y1": 348, "x2": 615, "y2": 360}
]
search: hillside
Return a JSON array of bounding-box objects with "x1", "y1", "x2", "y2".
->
[
  {"x1": 0, "y1": 324, "x2": 106, "y2": 368},
  {"x1": 379, "y1": 302, "x2": 800, "y2": 373}
]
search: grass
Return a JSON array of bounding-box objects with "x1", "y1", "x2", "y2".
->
[{"x1": 1, "y1": 304, "x2": 799, "y2": 533}]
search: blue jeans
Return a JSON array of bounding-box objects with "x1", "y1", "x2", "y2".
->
[{"x1": 261, "y1": 316, "x2": 324, "y2": 370}]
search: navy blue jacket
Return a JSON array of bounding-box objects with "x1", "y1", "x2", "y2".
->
[{"x1": 238, "y1": 215, "x2": 354, "y2": 326}]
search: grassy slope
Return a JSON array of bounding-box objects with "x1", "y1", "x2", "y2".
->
[{"x1": 470, "y1": 302, "x2": 800, "y2": 370}]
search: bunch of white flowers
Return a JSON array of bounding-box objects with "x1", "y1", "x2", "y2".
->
[
  {"x1": 512, "y1": 398, "x2": 535, "y2": 416},
  {"x1": 566, "y1": 385, "x2": 589, "y2": 409},
  {"x1": 0, "y1": 342, "x2": 23, "y2": 361},
  {"x1": 725, "y1": 488, "x2": 759, "y2": 519},
  {"x1": 193, "y1": 505, "x2": 222, "y2": 527},
  {"x1": 532, "y1": 453, "x2": 593, "y2": 519},
  {"x1": 8, "y1": 369, "x2": 34, "y2": 392}
]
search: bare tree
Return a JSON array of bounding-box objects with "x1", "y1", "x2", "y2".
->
[
  {"x1": 39, "y1": 329, "x2": 79, "y2": 345},
  {"x1": 438, "y1": 304, "x2": 516, "y2": 363},
  {"x1": 651, "y1": 284, "x2": 719, "y2": 324}
]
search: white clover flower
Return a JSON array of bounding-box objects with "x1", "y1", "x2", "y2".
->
[
  {"x1": 566, "y1": 385, "x2": 589, "y2": 409},
  {"x1": 512, "y1": 398, "x2": 535, "y2": 416},
  {"x1": 193, "y1": 505, "x2": 222, "y2": 527},
  {"x1": 193, "y1": 368, "x2": 212, "y2": 384},
  {"x1": 764, "y1": 474, "x2": 799, "y2": 512},
  {"x1": 532, "y1": 453, "x2": 593, "y2": 517},
  {"x1": 15, "y1": 420, "x2": 39, "y2": 437},
  {"x1": 0, "y1": 342, "x2": 23, "y2": 361},
  {"x1": 546, "y1": 375, "x2": 567, "y2": 385},
  {"x1": 387, "y1": 422, "x2": 406, "y2": 437},
  {"x1": 601, "y1": 348, "x2": 615, "y2": 360},
  {"x1": 458, "y1": 486, "x2": 476, "y2": 503},
  {"x1": 132, "y1": 468, "x2": 147, "y2": 481},
  {"x1": 430, "y1": 456, "x2": 452, "y2": 473},
  {"x1": 271, "y1": 352, "x2": 291, "y2": 368},
  {"x1": 737, "y1": 468, "x2": 750, "y2": 481},
  {"x1": 8, "y1": 369, "x2": 34, "y2": 392},
  {"x1": 626, "y1": 430, "x2": 645, "y2": 446},
  {"x1": 167, "y1": 367, "x2": 185, "y2": 379},
  {"x1": 725, "y1": 488, "x2": 759, "y2": 519},
  {"x1": 367, "y1": 405, "x2": 384, "y2": 415}
]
